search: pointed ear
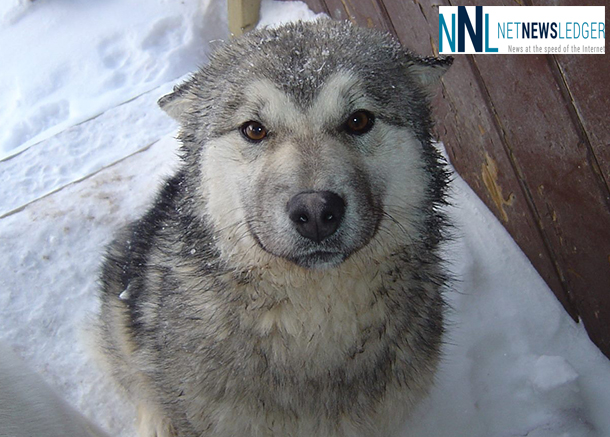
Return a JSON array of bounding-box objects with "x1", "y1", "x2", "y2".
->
[
  {"x1": 158, "y1": 79, "x2": 197, "y2": 122},
  {"x1": 408, "y1": 55, "x2": 453, "y2": 90}
]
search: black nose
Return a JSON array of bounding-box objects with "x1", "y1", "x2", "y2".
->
[{"x1": 287, "y1": 191, "x2": 346, "y2": 243}]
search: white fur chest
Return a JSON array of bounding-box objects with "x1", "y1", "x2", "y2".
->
[{"x1": 233, "y1": 256, "x2": 392, "y2": 374}]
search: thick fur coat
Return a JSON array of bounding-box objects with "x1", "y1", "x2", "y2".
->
[{"x1": 98, "y1": 19, "x2": 452, "y2": 437}]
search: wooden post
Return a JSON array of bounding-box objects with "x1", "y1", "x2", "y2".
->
[{"x1": 228, "y1": 0, "x2": 261, "y2": 37}]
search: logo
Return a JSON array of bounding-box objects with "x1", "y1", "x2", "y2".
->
[{"x1": 439, "y1": 6, "x2": 605, "y2": 54}]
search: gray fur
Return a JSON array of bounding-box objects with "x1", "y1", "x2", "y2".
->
[{"x1": 98, "y1": 19, "x2": 452, "y2": 437}]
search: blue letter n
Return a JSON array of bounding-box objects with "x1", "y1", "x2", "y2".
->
[{"x1": 439, "y1": 13, "x2": 456, "y2": 52}]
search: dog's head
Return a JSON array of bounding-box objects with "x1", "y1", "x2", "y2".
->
[{"x1": 160, "y1": 19, "x2": 451, "y2": 270}]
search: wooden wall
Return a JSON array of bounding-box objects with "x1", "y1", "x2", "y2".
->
[{"x1": 297, "y1": 0, "x2": 610, "y2": 359}]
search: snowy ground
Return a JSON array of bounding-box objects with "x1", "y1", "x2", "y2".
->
[{"x1": 1, "y1": 1, "x2": 610, "y2": 436}]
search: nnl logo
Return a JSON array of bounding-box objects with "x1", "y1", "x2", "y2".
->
[{"x1": 440, "y1": 6, "x2": 498, "y2": 53}]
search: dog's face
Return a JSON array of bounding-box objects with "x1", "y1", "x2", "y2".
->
[{"x1": 160, "y1": 20, "x2": 451, "y2": 270}]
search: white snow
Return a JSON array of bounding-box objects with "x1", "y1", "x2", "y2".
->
[
  {"x1": 257, "y1": 0, "x2": 325, "y2": 28},
  {"x1": 0, "y1": 0, "x2": 226, "y2": 161},
  {"x1": 1, "y1": 1, "x2": 609, "y2": 436}
]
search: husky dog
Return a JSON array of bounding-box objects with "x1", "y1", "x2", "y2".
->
[{"x1": 98, "y1": 19, "x2": 452, "y2": 437}]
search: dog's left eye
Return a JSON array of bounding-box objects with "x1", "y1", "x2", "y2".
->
[
  {"x1": 344, "y1": 110, "x2": 375, "y2": 135},
  {"x1": 241, "y1": 121, "x2": 268, "y2": 142}
]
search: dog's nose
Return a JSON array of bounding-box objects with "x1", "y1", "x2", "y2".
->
[{"x1": 287, "y1": 191, "x2": 346, "y2": 243}]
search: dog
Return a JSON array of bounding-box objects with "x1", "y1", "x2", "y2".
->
[{"x1": 97, "y1": 18, "x2": 452, "y2": 437}]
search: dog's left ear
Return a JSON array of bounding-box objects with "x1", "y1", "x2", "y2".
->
[
  {"x1": 407, "y1": 55, "x2": 453, "y2": 90},
  {"x1": 158, "y1": 78, "x2": 197, "y2": 122}
]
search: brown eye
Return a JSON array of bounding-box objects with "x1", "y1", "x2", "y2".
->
[
  {"x1": 344, "y1": 110, "x2": 375, "y2": 135},
  {"x1": 241, "y1": 121, "x2": 268, "y2": 142}
]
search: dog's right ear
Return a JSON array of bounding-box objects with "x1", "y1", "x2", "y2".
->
[
  {"x1": 158, "y1": 80, "x2": 196, "y2": 122},
  {"x1": 407, "y1": 55, "x2": 453, "y2": 91}
]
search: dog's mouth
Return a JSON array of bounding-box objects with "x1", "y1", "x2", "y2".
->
[
  {"x1": 247, "y1": 222, "x2": 351, "y2": 269},
  {"x1": 287, "y1": 250, "x2": 348, "y2": 269}
]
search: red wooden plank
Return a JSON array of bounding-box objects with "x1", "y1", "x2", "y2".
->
[
  {"x1": 380, "y1": 0, "x2": 439, "y2": 55},
  {"x1": 552, "y1": 55, "x2": 610, "y2": 189},
  {"x1": 531, "y1": 0, "x2": 610, "y2": 196}
]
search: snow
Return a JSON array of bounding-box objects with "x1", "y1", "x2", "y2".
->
[
  {"x1": 1, "y1": 1, "x2": 609, "y2": 436},
  {"x1": 0, "y1": 0, "x2": 226, "y2": 161}
]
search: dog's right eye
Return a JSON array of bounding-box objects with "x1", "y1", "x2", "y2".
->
[
  {"x1": 241, "y1": 121, "x2": 268, "y2": 142},
  {"x1": 344, "y1": 110, "x2": 375, "y2": 136}
]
